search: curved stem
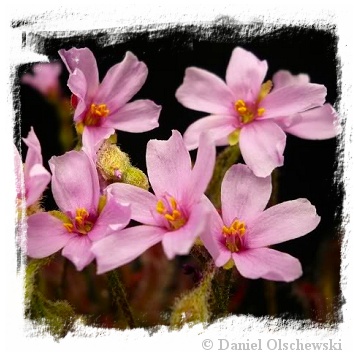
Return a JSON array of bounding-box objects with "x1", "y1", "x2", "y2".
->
[{"x1": 107, "y1": 269, "x2": 136, "y2": 329}]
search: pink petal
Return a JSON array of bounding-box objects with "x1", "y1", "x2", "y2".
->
[
  {"x1": 221, "y1": 164, "x2": 272, "y2": 226},
  {"x1": 62, "y1": 236, "x2": 95, "y2": 271},
  {"x1": 25, "y1": 164, "x2": 51, "y2": 207},
  {"x1": 275, "y1": 104, "x2": 338, "y2": 139},
  {"x1": 188, "y1": 132, "x2": 216, "y2": 202},
  {"x1": 233, "y1": 247, "x2": 302, "y2": 282},
  {"x1": 239, "y1": 121, "x2": 286, "y2": 177},
  {"x1": 183, "y1": 115, "x2": 237, "y2": 150},
  {"x1": 59, "y1": 47, "x2": 99, "y2": 100},
  {"x1": 162, "y1": 201, "x2": 208, "y2": 259},
  {"x1": 105, "y1": 99, "x2": 161, "y2": 133},
  {"x1": 26, "y1": 212, "x2": 71, "y2": 258},
  {"x1": 146, "y1": 130, "x2": 191, "y2": 198},
  {"x1": 95, "y1": 52, "x2": 148, "y2": 111},
  {"x1": 225, "y1": 47, "x2": 268, "y2": 101},
  {"x1": 88, "y1": 193, "x2": 131, "y2": 242},
  {"x1": 49, "y1": 150, "x2": 100, "y2": 216},
  {"x1": 260, "y1": 84, "x2": 326, "y2": 119},
  {"x1": 176, "y1": 67, "x2": 235, "y2": 115},
  {"x1": 272, "y1": 70, "x2": 310, "y2": 89},
  {"x1": 22, "y1": 127, "x2": 43, "y2": 176},
  {"x1": 21, "y1": 62, "x2": 62, "y2": 95},
  {"x1": 247, "y1": 198, "x2": 320, "y2": 249},
  {"x1": 107, "y1": 183, "x2": 157, "y2": 225},
  {"x1": 68, "y1": 69, "x2": 89, "y2": 121},
  {"x1": 82, "y1": 125, "x2": 115, "y2": 159},
  {"x1": 92, "y1": 225, "x2": 165, "y2": 274},
  {"x1": 199, "y1": 196, "x2": 231, "y2": 267}
]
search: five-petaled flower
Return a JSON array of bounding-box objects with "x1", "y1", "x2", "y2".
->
[
  {"x1": 59, "y1": 47, "x2": 161, "y2": 156},
  {"x1": 91, "y1": 130, "x2": 215, "y2": 274},
  {"x1": 14, "y1": 127, "x2": 51, "y2": 209},
  {"x1": 176, "y1": 47, "x2": 338, "y2": 177},
  {"x1": 26, "y1": 150, "x2": 131, "y2": 271},
  {"x1": 200, "y1": 164, "x2": 320, "y2": 282}
]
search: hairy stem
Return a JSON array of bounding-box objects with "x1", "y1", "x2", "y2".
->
[{"x1": 107, "y1": 270, "x2": 136, "y2": 329}]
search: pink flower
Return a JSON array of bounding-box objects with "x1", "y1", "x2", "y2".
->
[
  {"x1": 200, "y1": 164, "x2": 321, "y2": 282},
  {"x1": 14, "y1": 127, "x2": 51, "y2": 208},
  {"x1": 176, "y1": 47, "x2": 337, "y2": 177},
  {"x1": 59, "y1": 47, "x2": 161, "y2": 155},
  {"x1": 21, "y1": 62, "x2": 62, "y2": 97},
  {"x1": 91, "y1": 130, "x2": 216, "y2": 274},
  {"x1": 26, "y1": 150, "x2": 131, "y2": 271}
]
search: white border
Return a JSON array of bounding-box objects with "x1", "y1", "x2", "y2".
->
[{"x1": 2, "y1": 1, "x2": 354, "y2": 355}]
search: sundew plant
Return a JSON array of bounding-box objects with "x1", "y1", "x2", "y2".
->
[{"x1": 15, "y1": 23, "x2": 342, "y2": 338}]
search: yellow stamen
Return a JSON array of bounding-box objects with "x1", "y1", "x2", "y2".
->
[
  {"x1": 156, "y1": 196, "x2": 186, "y2": 230},
  {"x1": 222, "y1": 219, "x2": 247, "y2": 253},
  {"x1": 257, "y1": 108, "x2": 265, "y2": 116},
  {"x1": 156, "y1": 200, "x2": 166, "y2": 214},
  {"x1": 64, "y1": 223, "x2": 74, "y2": 233}
]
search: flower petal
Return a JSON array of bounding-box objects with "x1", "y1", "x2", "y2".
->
[
  {"x1": 25, "y1": 164, "x2": 51, "y2": 207},
  {"x1": 22, "y1": 127, "x2": 43, "y2": 172},
  {"x1": 62, "y1": 236, "x2": 95, "y2": 271},
  {"x1": 183, "y1": 115, "x2": 236, "y2": 150},
  {"x1": 275, "y1": 104, "x2": 338, "y2": 140},
  {"x1": 176, "y1": 67, "x2": 235, "y2": 115},
  {"x1": 95, "y1": 52, "x2": 148, "y2": 110},
  {"x1": 146, "y1": 130, "x2": 191, "y2": 198},
  {"x1": 67, "y1": 69, "x2": 89, "y2": 121},
  {"x1": 92, "y1": 225, "x2": 165, "y2": 274},
  {"x1": 226, "y1": 47, "x2": 268, "y2": 101},
  {"x1": 49, "y1": 150, "x2": 100, "y2": 216},
  {"x1": 107, "y1": 183, "x2": 157, "y2": 225},
  {"x1": 247, "y1": 198, "x2": 320, "y2": 249},
  {"x1": 82, "y1": 125, "x2": 115, "y2": 160},
  {"x1": 162, "y1": 201, "x2": 208, "y2": 259},
  {"x1": 21, "y1": 62, "x2": 62, "y2": 96},
  {"x1": 221, "y1": 164, "x2": 272, "y2": 226},
  {"x1": 233, "y1": 247, "x2": 302, "y2": 282},
  {"x1": 239, "y1": 121, "x2": 286, "y2": 178},
  {"x1": 199, "y1": 196, "x2": 231, "y2": 267},
  {"x1": 261, "y1": 84, "x2": 326, "y2": 119},
  {"x1": 26, "y1": 212, "x2": 71, "y2": 258},
  {"x1": 59, "y1": 47, "x2": 99, "y2": 100},
  {"x1": 105, "y1": 99, "x2": 161, "y2": 133},
  {"x1": 88, "y1": 194, "x2": 131, "y2": 242},
  {"x1": 272, "y1": 70, "x2": 310, "y2": 89},
  {"x1": 188, "y1": 132, "x2": 216, "y2": 202}
]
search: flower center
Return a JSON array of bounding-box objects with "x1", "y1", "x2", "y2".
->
[
  {"x1": 63, "y1": 208, "x2": 94, "y2": 235},
  {"x1": 76, "y1": 103, "x2": 110, "y2": 134},
  {"x1": 222, "y1": 219, "x2": 246, "y2": 253},
  {"x1": 156, "y1": 196, "x2": 186, "y2": 230},
  {"x1": 233, "y1": 80, "x2": 273, "y2": 125},
  {"x1": 234, "y1": 99, "x2": 265, "y2": 124}
]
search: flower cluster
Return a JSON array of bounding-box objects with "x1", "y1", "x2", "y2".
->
[{"x1": 17, "y1": 46, "x2": 338, "y2": 330}]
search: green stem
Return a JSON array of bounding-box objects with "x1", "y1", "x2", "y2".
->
[
  {"x1": 107, "y1": 270, "x2": 136, "y2": 329},
  {"x1": 206, "y1": 144, "x2": 241, "y2": 208}
]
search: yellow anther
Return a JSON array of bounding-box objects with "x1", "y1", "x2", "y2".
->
[
  {"x1": 164, "y1": 213, "x2": 175, "y2": 221},
  {"x1": 222, "y1": 219, "x2": 247, "y2": 252},
  {"x1": 257, "y1": 108, "x2": 265, "y2": 116},
  {"x1": 156, "y1": 200, "x2": 166, "y2": 214},
  {"x1": 170, "y1": 197, "x2": 177, "y2": 210},
  {"x1": 63, "y1": 223, "x2": 74, "y2": 233},
  {"x1": 172, "y1": 210, "x2": 181, "y2": 219},
  {"x1": 90, "y1": 103, "x2": 109, "y2": 118}
]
